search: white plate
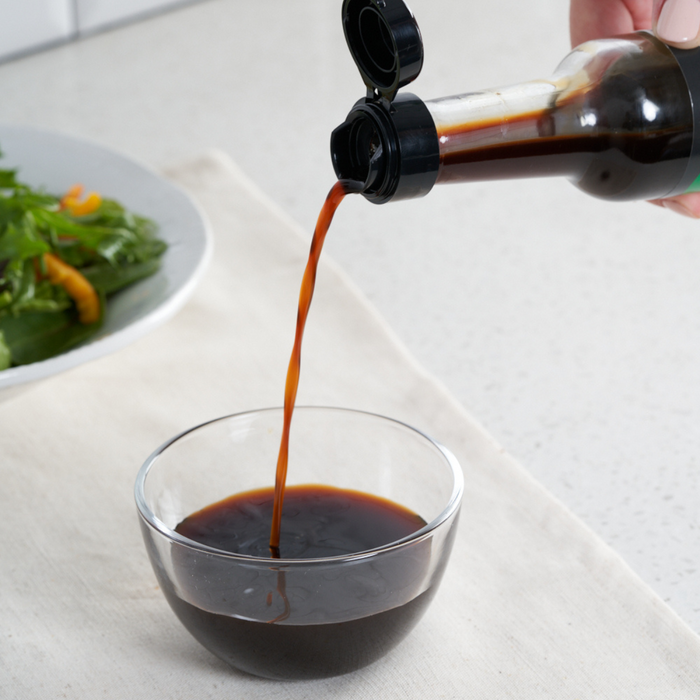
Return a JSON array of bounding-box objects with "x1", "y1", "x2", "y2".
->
[{"x1": 0, "y1": 125, "x2": 212, "y2": 394}]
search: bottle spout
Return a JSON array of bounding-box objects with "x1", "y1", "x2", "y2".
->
[
  {"x1": 330, "y1": 94, "x2": 440, "y2": 204},
  {"x1": 330, "y1": 110, "x2": 386, "y2": 194}
]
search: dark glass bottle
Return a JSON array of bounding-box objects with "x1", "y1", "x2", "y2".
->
[{"x1": 330, "y1": 0, "x2": 700, "y2": 204}]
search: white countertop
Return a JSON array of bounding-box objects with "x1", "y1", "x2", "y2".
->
[{"x1": 0, "y1": 0, "x2": 697, "y2": 634}]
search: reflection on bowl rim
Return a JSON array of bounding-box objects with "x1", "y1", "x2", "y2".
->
[{"x1": 135, "y1": 406, "x2": 464, "y2": 566}]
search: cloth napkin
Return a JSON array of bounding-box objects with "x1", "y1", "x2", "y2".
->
[{"x1": 1, "y1": 152, "x2": 698, "y2": 699}]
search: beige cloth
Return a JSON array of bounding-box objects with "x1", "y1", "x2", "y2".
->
[{"x1": 1, "y1": 152, "x2": 698, "y2": 698}]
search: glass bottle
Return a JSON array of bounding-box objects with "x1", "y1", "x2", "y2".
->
[{"x1": 330, "y1": 0, "x2": 700, "y2": 204}]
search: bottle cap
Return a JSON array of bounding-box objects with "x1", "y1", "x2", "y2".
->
[
  {"x1": 341, "y1": 0, "x2": 424, "y2": 102},
  {"x1": 331, "y1": 93, "x2": 439, "y2": 204}
]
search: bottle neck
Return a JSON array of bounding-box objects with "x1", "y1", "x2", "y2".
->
[{"x1": 427, "y1": 82, "x2": 590, "y2": 184}]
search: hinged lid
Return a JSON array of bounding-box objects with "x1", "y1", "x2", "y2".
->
[{"x1": 341, "y1": 0, "x2": 424, "y2": 103}]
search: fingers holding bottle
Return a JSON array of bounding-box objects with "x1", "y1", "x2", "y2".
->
[
  {"x1": 568, "y1": 0, "x2": 700, "y2": 49},
  {"x1": 654, "y1": 0, "x2": 700, "y2": 48},
  {"x1": 569, "y1": 0, "x2": 652, "y2": 46},
  {"x1": 650, "y1": 193, "x2": 700, "y2": 218},
  {"x1": 568, "y1": 0, "x2": 700, "y2": 216}
]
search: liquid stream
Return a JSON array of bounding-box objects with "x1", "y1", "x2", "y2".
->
[{"x1": 269, "y1": 179, "x2": 362, "y2": 555}]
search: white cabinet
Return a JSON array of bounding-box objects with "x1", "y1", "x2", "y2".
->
[
  {"x1": 0, "y1": 0, "x2": 197, "y2": 63},
  {"x1": 0, "y1": 0, "x2": 75, "y2": 62}
]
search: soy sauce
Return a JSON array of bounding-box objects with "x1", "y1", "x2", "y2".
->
[
  {"x1": 171, "y1": 485, "x2": 432, "y2": 680},
  {"x1": 270, "y1": 180, "x2": 358, "y2": 555},
  {"x1": 178, "y1": 484, "x2": 426, "y2": 560}
]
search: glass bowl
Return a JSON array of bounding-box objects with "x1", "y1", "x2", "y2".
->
[{"x1": 135, "y1": 407, "x2": 463, "y2": 680}]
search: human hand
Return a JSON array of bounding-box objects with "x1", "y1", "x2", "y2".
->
[
  {"x1": 654, "y1": 0, "x2": 700, "y2": 48},
  {"x1": 570, "y1": 0, "x2": 700, "y2": 216},
  {"x1": 570, "y1": 0, "x2": 700, "y2": 49}
]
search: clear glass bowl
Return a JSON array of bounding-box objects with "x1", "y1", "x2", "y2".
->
[{"x1": 135, "y1": 407, "x2": 463, "y2": 680}]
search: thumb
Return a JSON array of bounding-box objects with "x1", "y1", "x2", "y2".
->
[
  {"x1": 650, "y1": 192, "x2": 700, "y2": 218},
  {"x1": 654, "y1": 0, "x2": 700, "y2": 48}
]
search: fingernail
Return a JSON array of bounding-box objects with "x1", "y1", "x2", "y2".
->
[
  {"x1": 656, "y1": 0, "x2": 700, "y2": 43},
  {"x1": 661, "y1": 197, "x2": 700, "y2": 218}
]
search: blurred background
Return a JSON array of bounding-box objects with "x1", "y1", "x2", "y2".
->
[
  {"x1": 0, "y1": 0, "x2": 201, "y2": 62},
  {"x1": 0, "y1": 0, "x2": 697, "y2": 632}
]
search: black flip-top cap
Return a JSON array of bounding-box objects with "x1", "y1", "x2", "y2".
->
[{"x1": 342, "y1": 0, "x2": 424, "y2": 102}]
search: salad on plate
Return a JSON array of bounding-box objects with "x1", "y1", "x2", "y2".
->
[{"x1": 0, "y1": 152, "x2": 167, "y2": 369}]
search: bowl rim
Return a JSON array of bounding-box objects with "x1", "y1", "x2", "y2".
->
[{"x1": 134, "y1": 406, "x2": 464, "y2": 565}]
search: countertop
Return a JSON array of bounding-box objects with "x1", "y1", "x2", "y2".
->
[{"x1": 0, "y1": 0, "x2": 697, "y2": 634}]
